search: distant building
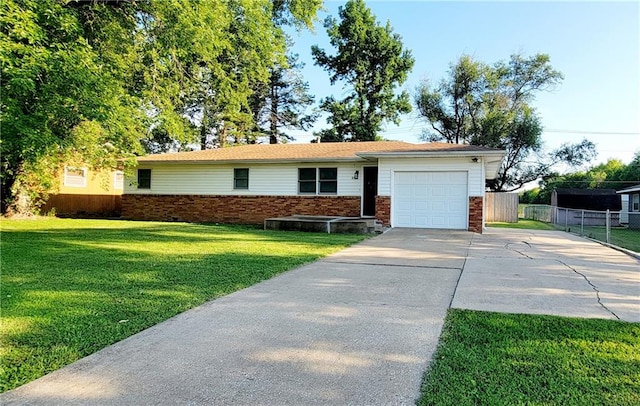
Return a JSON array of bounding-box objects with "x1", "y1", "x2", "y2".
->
[
  {"x1": 40, "y1": 166, "x2": 123, "y2": 217},
  {"x1": 551, "y1": 189, "x2": 622, "y2": 227},
  {"x1": 617, "y1": 185, "x2": 640, "y2": 230}
]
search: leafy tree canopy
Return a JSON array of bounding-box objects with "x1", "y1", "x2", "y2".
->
[
  {"x1": 524, "y1": 152, "x2": 640, "y2": 204},
  {"x1": 1, "y1": 0, "x2": 321, "y2": 214},
  {"x1": 415, "y1": 53, "x2": 596, "y2": 191},
  {"x1": 311, "y1": 0, "x2": 414, "y2": 142}
]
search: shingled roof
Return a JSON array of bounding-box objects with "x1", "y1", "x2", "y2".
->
[{"x1": 137, "y1": 141, "x2": 503, "y2": 163}]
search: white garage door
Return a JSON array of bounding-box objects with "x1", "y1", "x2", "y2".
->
[{"x1": 393, "y1": 171, "x2": 468, "y2": 229}]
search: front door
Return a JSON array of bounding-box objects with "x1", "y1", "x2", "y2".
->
[{"x1": 362, "y1": 167, "x2": 378, "y2": 216}]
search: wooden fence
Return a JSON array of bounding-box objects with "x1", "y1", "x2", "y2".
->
[
  {"x1": 40, "y1": 194, "x2": 122, "y2": 217},
  {"x1": 485, "y1": 192, "x2": 518, "y2": 223}
]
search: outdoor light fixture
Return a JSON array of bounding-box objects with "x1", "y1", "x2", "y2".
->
[
  {"x1": 353, "y1": 170, "x2": 359, "y2": 179},
  {"x1": 471, "y1": 157, "x2": 479, "y2": 163}
]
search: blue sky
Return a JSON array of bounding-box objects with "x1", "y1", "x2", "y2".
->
[{"x1": 286, "y1": 1, "x2": 640, "y2": 167}]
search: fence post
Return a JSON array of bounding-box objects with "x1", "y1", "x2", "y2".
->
[
  {"x1": 606, "y1": 209, "x2": 610, "y2": 244},
  {"x1": 564, "y1": 208, "x2": 568, "y2": 232},
  {"x1": 581, "y1": 210, "x2": 584, "y2": 236}
]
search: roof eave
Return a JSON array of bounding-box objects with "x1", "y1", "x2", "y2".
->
[
  {"x1": 135, "y1": 157, "x2": 367, "y2": 165},
  {"x1": 616, "y1": 186, "x2": 640, "y2": 194},
  {"x1": 356, "y1": 150, "x2": 506, "y2": 159}
]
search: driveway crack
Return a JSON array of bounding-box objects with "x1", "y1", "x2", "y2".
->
[
  {"x1": 556, "y1": 259, "x2": 620, "y2": 320},
  {"x1": 505, "y1": 242, "x2": 533, "y2": 259}
]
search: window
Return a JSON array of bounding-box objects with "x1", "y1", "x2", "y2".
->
[
  {"x1": 234, "y1": 168, "x2": 249, "y2": 190},
  {"x1": 137, "y1": 169, "x2": 151, "y2": 189},
  {"x1": 114, "y1": 171, "x2": 124, "y2": 189},
  {"x1": 298, "y1": 168, "x2": 316, "y2": 194},
  {"x1": 633, "y1": 194, "x2": 639, "y2": 212},
  {"x1": 319, "y1": 167, "x2": 338, "y2": 194},
  {"x1": 298, "y1": 168, "x2": 338, "y2": 195},
  {"x1": 63, "y1": 167, "x2": 87, "y2": 187}
]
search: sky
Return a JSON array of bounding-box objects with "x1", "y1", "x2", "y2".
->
[{"x1": 285, "y1": 0, "x2": 640, "y2": 168}]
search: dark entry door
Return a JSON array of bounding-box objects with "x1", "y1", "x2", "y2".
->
[{"x1": 362, "y1": 167, "x2": 378, "y2": 216}]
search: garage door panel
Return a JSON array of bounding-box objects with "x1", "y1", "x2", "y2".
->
[
  {"x1": 431, "y1": 186, "x2": 446, "y2": 197},
  {"x1": 414, "y1": 201, "x2": 428, "y2": 211},
  {"x1": 393, "y1": 171, "x2": 468, "y2": 229}
]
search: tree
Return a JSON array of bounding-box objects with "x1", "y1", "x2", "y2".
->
[
  {"x1": 144, "y1": 0, "x2": 322, "y2": 150},
  {"x1": 311, "y1": 0, "x2": 414, "y2": 142},
  {"x1": 415, "y1": 53, "x2": 596, "y2": 191},
  {"x1": 1, "y1": 0, "x2": 144, "y2": 214},
  {"x1": 249, "y1": 53, "x2": 317, "y2": 144},
  {"x1": 535, "y1": 152, "x2": 640, "y2": 203},
  {"x1": 1, "y1": 0, "x2": 322, "y2": 214}
]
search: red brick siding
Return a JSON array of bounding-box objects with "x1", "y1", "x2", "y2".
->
[
  {"x1": 121, "y1": 194, "x2": 361, "y2": 224},
  {"x1": 468, "y1": 196, "x2": 484, "y2": 233},
  {"x1": 375, "y1": 196, "x2": 391, "y2": 227}
]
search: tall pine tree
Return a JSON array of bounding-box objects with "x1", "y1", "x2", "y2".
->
[{"x1": 311, "y1": 0, "x2": 414, "y2": 142}]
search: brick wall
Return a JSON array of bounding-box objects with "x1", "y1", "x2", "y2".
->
[
  {"x1": 121, "y1": 194, "x2": 361, "y2": 224},
  {"x1": 468, "y1": 196, "x2": 484, "y2": 233},
  {"x1": 375, "y1": 196, "x2": 391, "y2": 226}
]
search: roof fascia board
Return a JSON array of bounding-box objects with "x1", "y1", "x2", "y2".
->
[
  {"x1": 357, "y1": 150, "x2": 506, "y2": 159},
  {"x1": 616, "y1": 186, "x2": 640, "y2": 194},
  {"x1": 136, "y1": 157, "x2": 369, "y2": 165}
]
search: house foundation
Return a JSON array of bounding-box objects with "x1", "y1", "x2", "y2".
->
[{"x1": 121, "y1": 194, "x2": 361, "y2": 224}]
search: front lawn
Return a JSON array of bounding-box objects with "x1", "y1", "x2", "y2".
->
[
  {"x1": 0, "y1": 219, "x2": 368, "y2": 392},
  {"x1": 419, "y1": 310, "x2": 640, "y2": 405}
]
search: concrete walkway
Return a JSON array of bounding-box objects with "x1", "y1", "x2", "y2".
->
[{"x1": 2, "y1": 228, "x2": 638, "y2": 405}]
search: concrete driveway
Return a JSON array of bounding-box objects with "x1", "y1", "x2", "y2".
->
[
  {"x1": 454, "y1": 228, "x2": 640, "y2": 322},
  {"x1": 2, "y1": 227, "x2": 638, "y2": 405}
]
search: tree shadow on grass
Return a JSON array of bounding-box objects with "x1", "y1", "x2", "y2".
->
[{"x1": 0, "y1": 223, "x2": 367, "y2": 392}]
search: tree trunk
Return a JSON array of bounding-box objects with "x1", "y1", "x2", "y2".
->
[
  {"x1": 2, "y1": 163, "x2": 36, "y2": 217},
  {"x1": 269, "y1": 85, "x2": 278, "y2": 144}
]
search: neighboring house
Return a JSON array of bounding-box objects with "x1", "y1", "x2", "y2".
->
[
  {"x1": 122, "y1": 141, "x2": 506, "y2": 233},
  {"x1": 617, "y1": 185, "x2": 640, "y2": 230},
  {"x1": 551, "y1": 188, "x2": 622, "y2": 227},
  {"x1": 40, "y1": 166, "x2": 124, "y2": 216}
]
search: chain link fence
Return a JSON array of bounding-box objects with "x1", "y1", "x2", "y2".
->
[{"x1": 522, "y1": 205, "x2": 623, "y2": 246}]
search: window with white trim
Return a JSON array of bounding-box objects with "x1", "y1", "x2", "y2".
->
[
  {"x1": 114, "y1": 171, "x2": 124, "y2": 189},
  {"x1": 318, "y1": 167, "x2": 338, "y2": 194},
  {"x1": 632, "y1": 194, "x2": 639, "y2": 212},
  {"x1": 137, "y1": 169, "x2": 151, "y2": 189},
  {"x1": 63, "y1": 167, "x2": 87, "y2": 187},
  {"x1": 298, "y1": 168, "x2": 337, "y2": 195},
  {"x1": 234, "y1": 168, "x2": 249, "y2": 190}
]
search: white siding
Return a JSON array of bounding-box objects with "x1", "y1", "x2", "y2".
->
[
  {"x1": 378, "y1": 157, "x2": 485, "y2": 197},
  {"x1": 124, "y1": 162, "x2": 362, "y2": 196}
]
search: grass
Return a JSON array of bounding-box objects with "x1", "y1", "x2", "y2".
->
[
  {"x1": 0, "y1": 218, "x2": 368, "y2": 392},
  {"x1": 579, "y1": 227, "x2": 640, "y2": 253},
  {"x1": 419, "y1": 309, "x2": 640, "y2": 406},
  {"x1": 487, "y1": 219, "x2": 557, "y2": 230}
]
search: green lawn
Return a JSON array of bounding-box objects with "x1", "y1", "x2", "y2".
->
[
  {"x1": 0, "y1": 219, "x2": 368, "y2": 392},
  {"x1": 488, "y1": 219, "x2": 557, "y2": 230},
  {"x1": 581, "y1": 227, "x2": 640, "y2": 253},
  {"x1": 419, "y1": 310, "x2": 640, "y2": 406}
]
